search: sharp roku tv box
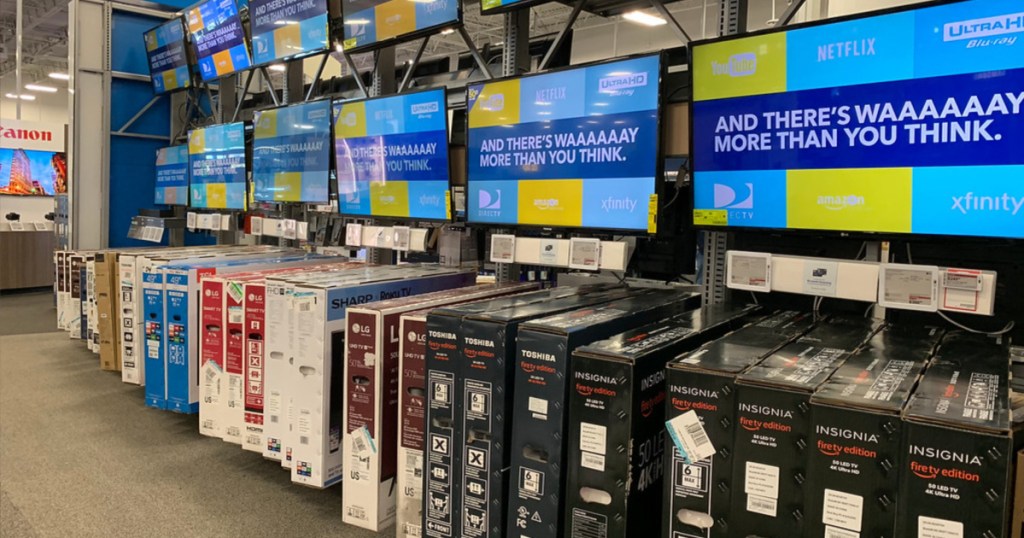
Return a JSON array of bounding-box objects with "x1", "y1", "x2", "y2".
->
[
  {"x1": 421, "y1": 285, "x2": 620, "y2": 538},
  {"x1": 899, "y1": 333, "x2": 1023, "y2": 538},
  {"x1": 506, "y1": 290, "x2": 708, "y2": 538},
  {"x1": 729, "y1": 317, "x2": 882, "y2": 538},
  {"x1": 663, "y1": 310, "x2": 816, "y2": 538},
  {"x1": 806, "y1": 325, "x2": 943, "y2": 538},
  {"x1": 561, "y1": 305, "x2": 756, "y2": 538},
  {"x1": 342, "y1": 283, "x2": 538, "y2": 532}
]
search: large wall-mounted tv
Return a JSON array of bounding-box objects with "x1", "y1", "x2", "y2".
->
[
  {"x1": 333, "y1": 88, "x2": 450, "y2": 220},
  {"x1": 186, "y1": 0, "x2": 252, "y2": 82},
  {"x1": 0, "y1": 148, "x2": 67, "y2": 196},
  {"x1": 188, "y1": 122, "x2": 247, "y2": 209},
  {"x1": 690, "y1": 0, "x2": 1024, "y2": 239},
  {"x1": 143, "y1": 17, "x2": 192, "y2": 94},
  {"x1": 155, "y1": 145, "x2": 190, "y2": 205},
  {"x1": 466, "y1": 54, "x2": 662, "y2": 231},
  {"x1": 249, "y1": 0, "x2": 331, "y2": 66},
  {"x1": 252, "y1": 100, "x2": 332, "y2": 203},
  {"x1": 341, "y1": 0, "x2": 459, "y2": 53}
]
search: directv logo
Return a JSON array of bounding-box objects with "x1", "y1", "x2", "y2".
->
[
  {"x1": 411, "y1": 102, "x2": 439, "y2": 115},
  {"x1": 944, "y1": 12, "x2": 1024, "y2": 41},
  {"x1": 711, "y1": 53, "x2": 757, "y2": 77},
  {"x1": 714, "y1": 183, "x2": 753, "y2": 210}
]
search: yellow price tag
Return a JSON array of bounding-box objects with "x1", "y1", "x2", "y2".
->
[
  {"x1": 694, "y1": 209, "x2": 728, "y2": 226},
  {"x1": 647, "y1": 194, "x2": 658, "y2": 234},
  {"x1": 343, "y1": 38, "x2": 357, "y2": 51},
  {"x1": 445, "y1": 190, "x2": 452, "y2": 221}
]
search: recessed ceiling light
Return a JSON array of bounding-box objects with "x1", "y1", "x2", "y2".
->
[
  {"x1": 623, "y1": 10, "x2": 666, "y2": 26},
  {"x1": 5, "y1": 93, "x2": 37, "y2": 101},
  {"x1": 268, "y1": 64, "x2": 286, "y2": 72},
  {"x1": 25, "y1": 84, "x2": 58, "y2": 93},
  {"x1": 48, "y1": 72, "x2": 70, "y2": 80}
]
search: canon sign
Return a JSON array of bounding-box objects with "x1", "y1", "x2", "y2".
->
[
  {"x1": 0, "y1": 120, "x2": 65, "y2": 152},
  {"x1": 0, "y1": 125, "x2": 53, "y2": 142}
]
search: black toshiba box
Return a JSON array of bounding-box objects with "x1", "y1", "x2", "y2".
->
[
  {"x1": 561, "y1": 305, "x2": 757, "y2": 538},
  {"x1": 898, "y1": 333, "x2": 1024, "y2": 538},
  {"x1": 505, "y1": 289, "x2": 707, "y2": 538},
  {"x1": 730, "y1": 316, "x2": 882, "y2": 538},
  {"x1": 662, "y1": 310, "x2": 816, "y2": 538},
  {"x1": 806, "y1": 325, "x2": 944, "y2": 538},
  {"x1": 422, "y1": 285, "x2": 616, "y2": 538},
  {"x1": 423, "y1": 285, "x2": 630, "y2": 538}
]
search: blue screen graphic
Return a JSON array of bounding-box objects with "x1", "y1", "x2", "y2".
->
[
  {"x1": 155, "y1": 145, "x2": 190, "y2": 205},
  {"x1": 144, "y1": 18, "x2": 191, "y2": 94},
  {"x1": 188, "y1": 122, "x2": 247, "y2": 209},
  {"x1": 186, "y1": 0, "x2": 252, "y2": 82},
  {"x1": 252, "y1": 100, "x2": 332, "y2": 202}
]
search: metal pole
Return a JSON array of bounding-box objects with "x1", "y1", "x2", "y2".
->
[
  {"x1": 776, "y1": 0, "x2": 808, "y2": 26},
  {"x1": 538, "y1": 0, "x2": 585, "y2": 71},
  {"x1": 340, "y1": 51, "x2": 369, "y2": 98},
  {"x1": 459, "y1": 25, "x2": 495, "y2": 80},
  {"x1": 231, "y1": 69, "x2": 255, "y2": 122},
  {"x1": 398, "y1": 37, "x2": 429, "y2": 93},
  {"x1": 648, "y1": 0, "x2": 692, "y2": 44},
  {"x1": 260, "y1": 67, "x2": 281, "y2": 106},
  {"x1": 304, "y1": 53, "x2": 330, "y2": 101},
  {"x1": 15, "y1": 0, "x2": 23, "y2": 118}
]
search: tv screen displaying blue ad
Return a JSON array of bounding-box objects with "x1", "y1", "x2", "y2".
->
[
  {"x1": 188, "y1": 122, "x2": 247, "y2": 209},
  {"x1": 249, "y1": 0, "x2": 330, "y2": 65},
  {"x1": 690, "y1": 0, "x2": 1024, "y2": 239},
  {"x1": 155, "y1": 145, "x2": 189, "y2": 205},
  {"x1": 186, "y1": 0, "x2": 252, "y2": 81},
  {"x1": 466, "y1": 54, "x2": 661, "y2": 231},
  {"x1": 0, "y1": 148, "x2": 67, "y2": 196},
  {"x1": 252, "y1": 100, "x2": 332, "y2": 202},
  {"x1": 143, "y1": 18, "x2": 192, "y2": 94},
  {"x1": 341, "y1": 0, "x2": 459, "y2": 53},
  {"x1": 333, "y1": 88, "x2": 450, "y2": 220}
]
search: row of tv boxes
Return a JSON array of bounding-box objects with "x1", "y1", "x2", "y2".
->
[{"x1": 413, "y1": 299, "x2": 1022, "y2": 538}]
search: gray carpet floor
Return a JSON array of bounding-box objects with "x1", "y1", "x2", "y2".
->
[
  {"x1": 0, "y1": 293, "x2": 389, "y2": 537},
  {"x1": 0, "y1": 290, "x2": 58, "y2": 337}
]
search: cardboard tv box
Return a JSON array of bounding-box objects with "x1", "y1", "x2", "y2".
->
[
  {"x1": 806, "y1": 325, "x2": 943, "y2": 538},
  {"x1": 394, "y1": 285, "x2": 540, "y2": 538},
  {"x1": 561, "y1": 305, "x2": 756, "y2": 538},
  {"x1": 730, "y1": 317, "x2": 882, "y2": 538},
  {"x1": 341, "y1": 283, "x2": 537, "y2": 531},
  {"x1": 662, "y1": 310, "x2": 815, "y2": 538},
  {"x1": 287, "y1": 266, "x2": 477, "y2": 489},
  {"x1": 421, "y1": 285, "x2": 619, "y2": 538},
  {"x1": 898, "y1": 334, "x2": 1023, "y2": 538},
  {"x1": 505, "y1": 290, "x2": 707, "y2": 538}
]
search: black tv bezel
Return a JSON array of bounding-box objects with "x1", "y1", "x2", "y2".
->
[
  {"x1": 143, "y1": 16, "x2": 195, "y2": 95},
  {"x1": 184, "y1": 0, "x2": 255, "y2": 83},
  {"x1": 687, "y1": 0, "x2": 1023, "y2": 242},
  {"x1": 338, "y1": 0, "x2": 463, "y2": 55},
  {"x1": 464, "y1": 51, "x2": 666, "y2": 235}
]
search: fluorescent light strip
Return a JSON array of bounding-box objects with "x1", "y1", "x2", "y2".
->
[
  {"x1": 5, "y1": 93, "x2": 37, "y2": 101},
  {"x1": 49, "y1": 72, "x2": 70, "y2": 80},
  {"x1": 622, "y1": 10, "x2": 666, "y2": 26},
  {"x1": 25, "y1": 84, "x2": 58, "y2": 93}
]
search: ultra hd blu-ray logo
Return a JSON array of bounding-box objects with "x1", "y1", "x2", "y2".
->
[
  {"x1": 477, "y1": 189, "x2": 502, "y2": 217},
  {"x1": 818, "y1": 194, "x2": 864, "y2": 211},
  {"x1": 598, "y1": 72, "x2": 648, "y2": 96},
  {"x1": 411, "y1": 102, "x2": 440, "y2": 115},
  {"x1": 943, "y1": 12, "x2": 1024, "y2": 46},
  {"x1": 712, "y1": 53, "x2": 756, "y2": 77}
]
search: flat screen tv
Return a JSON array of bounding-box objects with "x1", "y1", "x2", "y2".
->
[
  {"x1": 333, "y1": 88, "x2": 450, "y2": 220},
  {"x1": 186, "y1": 0, "x2": 252, "y2": 82},
  {"x1": 690, "y1": 0, "x2": 1024, "y2": 239},
  {"x1": 252, "y1": 100, "x2": 332, "y2": 202},
  {"x1": 143, "y1": 17, "x2": 192, "y2": 94},
  {"x1": 155, "y1": 145, "x2": 190, "y2": 205},
  {"x1": 340, "y1": 0, "x2": 459, "y2": 53},
  {"x1": 466, "y1": 54, "x2": 662, "y2": 231},
  {"x1": 0, "y1": 148, "x2": 67, "y2": 196},
  {"x1": 188, "y1": 122, "x2": 247, "y2": 209},
  {"x1": 249, "y1": 0, "x2": 331, "y2": 66}
]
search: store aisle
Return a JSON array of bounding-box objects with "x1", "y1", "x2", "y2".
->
[{"x1": 0, "y1": 295, "x2": 385, "y2": 537}]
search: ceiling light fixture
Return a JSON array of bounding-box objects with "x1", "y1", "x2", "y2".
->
[
  {"x1": 268, "y1": 64, "x2": 287, "y2": 72},
  {"x1": 25, "y1": 84, "x2": 58, "y2": 93},
  {"x1": 622, "y1": 10, "x2": 666, "y2": 26},
  {"x1": 5, "y1": 93, "x2": 37, "y2": 101},
  {"x1": 48, "y1": 72, "x2": 70, "y2": 80}
]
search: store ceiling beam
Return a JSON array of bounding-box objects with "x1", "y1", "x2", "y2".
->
[{"x1": 776, "y1": 0, "x2": 807, "y2": 26}]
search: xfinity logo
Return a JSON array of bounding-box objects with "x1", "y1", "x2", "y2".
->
[
  {"x1": 428, "y1": 330, "x2": 456, "y2": 340},
  {"x1": 711, "y1": 53, "x2": 756, "y2": 77},
  {"x1": 465, "y1": 337, "x2": 494, "y2": 348},
  {"x1": 575, "y1": 371, "x2": 618, "y2": 385},
  {"x1": 944, "y1": 12, "x2": 1024, "y2": 42},
  {"x1": 598, "y1": 73, "x2": 648, "y2": 92},
  {"x1": 640, "y1": 370, "x2": 665, "y2": 391},
  {"x1": 818, "y1": 194, "x2": 864, "y2": 210},
  {"x1": 670, "y1": 386, "x2": 719, "y2": 399},
  {"x1": 601, "y1": 196, "x2": 637, "y2": 213},
  {"x1": 411, "y1": 102, "x2": 439, "y2": 115},
  {"x1": 419, "y1": 195, "x2": 441, "y2": 207},
  {"x1": 522, "y1": 349, "x2": 556, "y2": 362},
  {"x1": 951, "y1": 192, "x2": 1024, "y2": 216},
  {"x1": 909, "y1": 445, "x2": 983, "y2": 466},
  {"x1": 737, "y1": 403, "x2": 793, "y2": 418},
  {"x1": 815, "y1": 426, "x2": 879, "y2": 443}
]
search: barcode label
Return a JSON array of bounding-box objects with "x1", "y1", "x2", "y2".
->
[
  {"x1": 825, "y1": 525, "x2": 860, "y2": 538},
  {"x1": 746, "y1": 494, "x2": 777, "y2": 517},
  {"x1": 665, "y1": 410, "x2": 716, "y2": 463}
]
